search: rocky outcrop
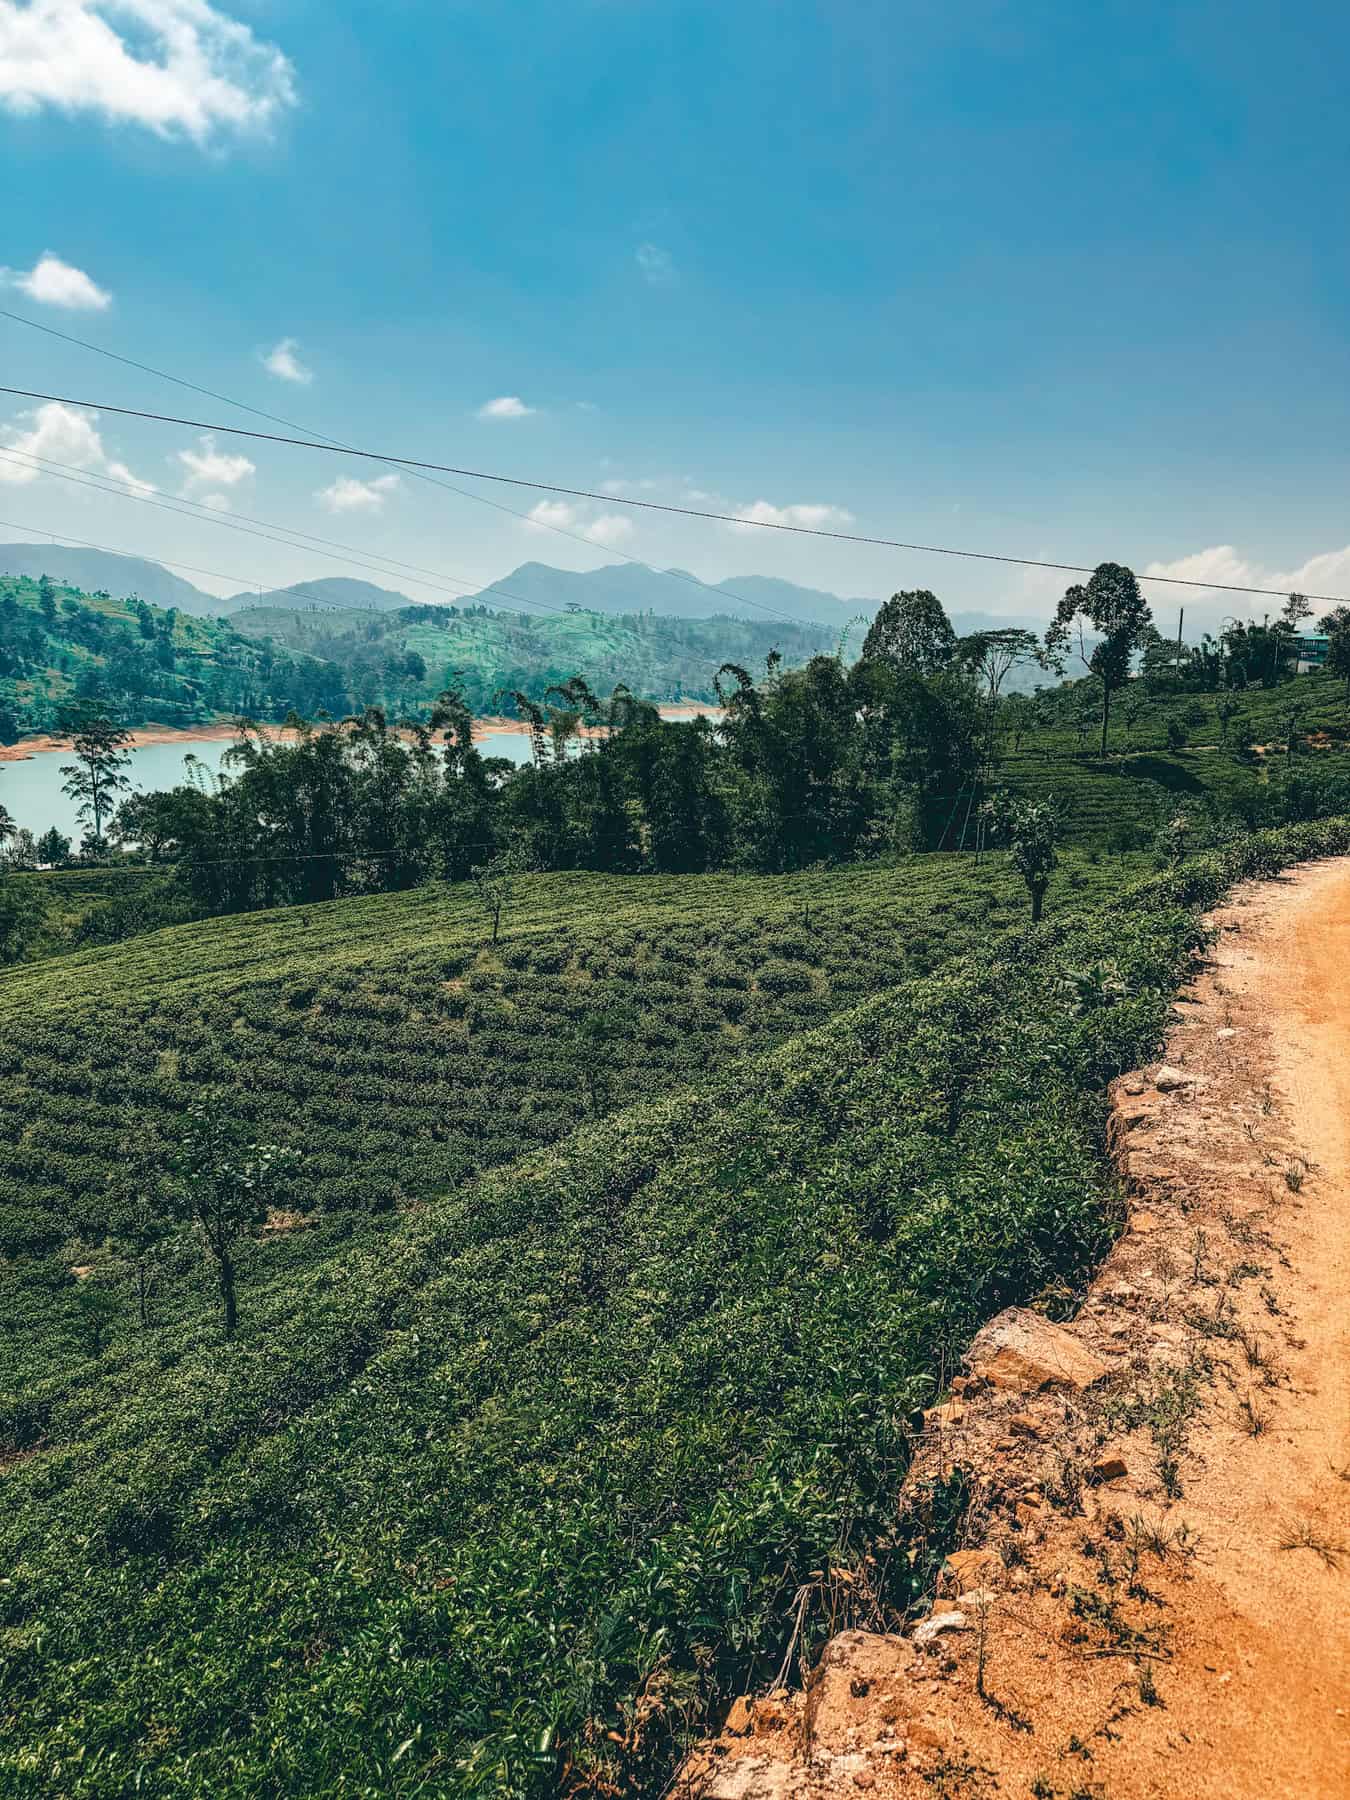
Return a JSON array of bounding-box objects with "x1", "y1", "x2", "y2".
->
[{"x1": 963, "y1": 1305, "x2": 1110, "y2": 1393}]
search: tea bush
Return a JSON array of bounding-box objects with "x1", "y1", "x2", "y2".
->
[{"x1": 3, "y1": 825, "x2": 1346, "y2": 1796}]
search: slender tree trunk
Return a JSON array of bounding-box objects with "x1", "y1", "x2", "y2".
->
[
  {"x1": 1099, "y1": 685, "x2": 1112, "y2": 760},
  {"x1": 1031, "y1": 885, "x2": 1045, "y2": 923}
]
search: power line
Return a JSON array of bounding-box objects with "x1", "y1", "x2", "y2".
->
[
  {"x1": 0, "y1": 448, "x2": 572, "y2": 618},
  {"x1": 0, "y1": 513, "x2": 290, "y2": 597},
  {"x1": 0, "y1": 308, "x2": 809, "y2": 627},
  {"x1": 1, "y1": 378, "x2": 1345, "y2": 606}
]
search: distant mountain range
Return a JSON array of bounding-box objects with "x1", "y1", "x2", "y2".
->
[
  {"x1": 0, "y1": 543, "x2": 231, "y2": 616},
  {"x1": 224, "y1": 576, "x2": 419, "y2": 614},
  {"x1": 0, "y1": 540, "x2": 1045, "y2": 637}
]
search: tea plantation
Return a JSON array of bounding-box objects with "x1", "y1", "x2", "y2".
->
[
  {"x1": 4, "y1": 824, "x2": 1344, "y2": 1797},
  {"x1": 0, "y1": 852, "x2": 1133, "y2": 1329}
]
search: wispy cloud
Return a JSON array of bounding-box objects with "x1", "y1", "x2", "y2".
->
[
  {"x1": 584, "y1": 513, "x2": 634, "y2": 547},
  {"x1": 0, "y1": 0, "x2": 298, "y2": 144},
  {"x1": 0, "y1": 399, "x2": 153, "y2": 491},
  {"x1": 1143, "y1": 543, "x2": 1350, "y2": 608},
  {"x1": 525, "y1": 499, "x2": 578, "y2": 531},
  {"x1": 2, "y1": 252, "x2": 110, "y2": 310},
  {"x1": 635, "y1": 242, "x2": 675, "y2": 285},
  {"x1": 177, "y1": 433, "x2": 254, "y2": 489},
  {"x1": 477, "y1": 395, "x2": 535, "y2": 421},
  {"x1": 730, "y1": 500, "x2": 854, "y2": 532},
  {"x1": 524, "y1": 498, "x2": 635, "y2": 546},
  {"x1": 316, "y1": 473, "x2": 399, "y2": 513},
  {"x1": 262, "y1": 337, "x2": 312, "y2": 385}
]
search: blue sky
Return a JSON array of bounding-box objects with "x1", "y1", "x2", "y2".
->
[{"x1": 2, "y1": 0, "x2": 1348, "y2": 627}]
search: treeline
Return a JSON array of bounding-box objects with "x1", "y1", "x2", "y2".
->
[
  {"x1": 16, "y1": 566, "x2": 1350, "y2": 948},
  {"x1": 75, "y1": 605, "x2": 998, "y2": 917}
]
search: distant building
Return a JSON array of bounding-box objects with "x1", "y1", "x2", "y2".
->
[{"x1": 1295, "y1": 632, "x2": 1329, "y2": 675}]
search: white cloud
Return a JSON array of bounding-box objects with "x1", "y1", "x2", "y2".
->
[
  {"x1": 0, "y1": 398, "x2": 154, "y2": 491},
  {"x1": 730, "y1": 499, "x2": 855, "y2": 532},
  {"x1": 1142, "y1": 543, "x2": 1350, "y2": 618},
  {"x1": 525, "y1": 499, "x2": 577, "y2": 531},
  {"x1": 177, "y1": 432, "x2": 254, "y2": 489},
  {"x1": 522, "y1": 497, "x2": 635, "y2": 546},
  {"x1": 3, "y1": 251, "x2": 110, "y2": 309},
  {"x1": 583, "y1": 513, "x2": 634, "y2": 547},
  {"x1": 316, "y1": 472, "x2": 399, "y2": 513},
  {"x1": 1273, "y1": 546, "x2": 1350, "y2": 600},
  {"x1": 104, "y1": 457, "x2": 155, "y2": 495},
  {"x1": 477, "y1": 395, "x2": 534, "y2": 420},
  {"x1": 0, "y1": 0, "x2": 297, "y2": 143},
  {"x1": 200, "y1": 490, "x2": 231, "y2": 512},
  {"x1": 261, "y1": 336, "x2": 312, "y2": 384},
  {"x1": 1142, "y1": 545, "x2": 1259, "y2": 596},
  {"x1": 635, "y1": 242, "x2": 675, "y2": 285}
]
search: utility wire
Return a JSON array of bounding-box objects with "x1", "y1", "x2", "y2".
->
[
  {"x1": 0, "y1": 513, "x2": 293, "y2": 598},
  {"x1": 1, "y1": 378, "x2": 1345, "y2": 607},
  {"x1": 0, "y1": 308, "x2": 809, "y2": 626},
  {"x1": 0, "y1": 448, "x2": 573, "y2": 618}
]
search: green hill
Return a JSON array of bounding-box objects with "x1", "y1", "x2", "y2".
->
[
  {"x1": 9, "y1": 822, "x2": 1344, "y2": 1796},
  {"x1": 0, "y1": 846, "x2": 1150, "y2": 1794},
  {"x1": 0, "y1": 572, "x2": 344, "y2": 739},
  {"x1": 227, "y1": 599, "x2": 834, "y2": 716},
  {"x1": 1, "y1": 568, "x2": 835, "y2": 741}
]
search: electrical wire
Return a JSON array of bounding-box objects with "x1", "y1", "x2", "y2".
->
[
  {"x1": 0, "y1": 308, "x2": 811, "y2": 626},
  {"x1": 0, "y1": 448, "x2": 571, "y2": 617},
  {"x1": 1, "y1": 377, "x2": 1345, "y2": 606}
]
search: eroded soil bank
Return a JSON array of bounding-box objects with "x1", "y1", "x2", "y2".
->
[{"x1": 683, "y1": 860, "x2": 1350, "y2": 1800}]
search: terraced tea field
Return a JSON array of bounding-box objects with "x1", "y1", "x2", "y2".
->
[
  {"x1": 7, "y1": 827, "x2": 1342, "y2": 1798},
  {"x1": 0, "y1": 851, "x2": 1133, "y2": 1285}
]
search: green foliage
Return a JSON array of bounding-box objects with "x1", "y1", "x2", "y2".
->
[
  {"x1": 59, "y1": 713, "x2": 133, "y2": 847},
  {"x1": 0, "y1": 859, "x2": 1128, "y2": 1276},
  {"x1": 171, "y1": 1092, "x2": 302, "y2": 1337},
  {"x1": 0, "y1": 574, "x2": 345, "y2": 735},
  {"x1": 861, "y1": 588, "x2": 957, "y2": 675},
  {"x1": 232, "y1": 600, "x2": 835, "y2": 721},
  {"x1": 1046, "y1": 563, "x2": 1153, "y2": 758},
  {"x1": 4, "y1": 823, "x2": 1343, "y2": 1793},
  {"x1": 993, "y1": 795, "x2": 1062, "y2": 921}
]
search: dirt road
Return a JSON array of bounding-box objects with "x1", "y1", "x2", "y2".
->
[{"x1": 686, "y1": 860, "x2": 1350, "y2": 1799}]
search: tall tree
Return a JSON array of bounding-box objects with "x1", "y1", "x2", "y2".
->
[
  {"x1": 1046, "y1": 563, "x2": 1152, "y2": 759},
  {"x1": 957, "y1": 627, "x2": 1046, "y2": 770},
  {"x1": 59, "y1": 715, "x2": 133, "y2": 847},
  {"x1": 1318, "y1": 605, "x2": 1350, "y2": 710},
  {"x1": 36, "y1": 824, "x2": 70, "y2": 867},
  {"x1": 861, "y1": 590, "x2": 957, "y2": 676}
]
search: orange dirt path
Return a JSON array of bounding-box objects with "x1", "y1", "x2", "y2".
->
[{"x1": 685, "y1": 860, "x2": 1350, "y2": 1800}]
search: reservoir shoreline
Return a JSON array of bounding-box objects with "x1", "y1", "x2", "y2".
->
[{"x1": 0, "y1": 704, "x2": 718, "y2": 763}]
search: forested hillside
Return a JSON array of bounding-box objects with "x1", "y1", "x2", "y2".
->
[
  {"x1": 228, "y1": 599, "x2": 834, "y2": 716},
  {"x1": 0, "y1": 569, "x2": 834, "y2": 740},
  {"x1": 0, "y1": 573, "x2": 344, "y2": 739}
]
